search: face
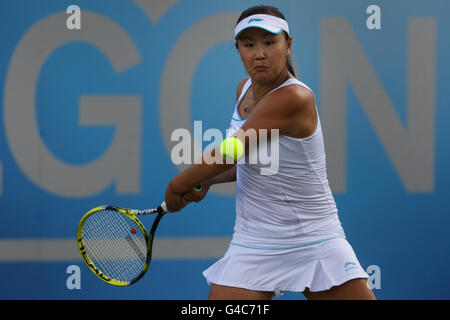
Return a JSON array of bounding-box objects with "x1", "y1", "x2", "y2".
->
[{"x1": 237, "y1": 27, "x2": 292, "y2": 83}]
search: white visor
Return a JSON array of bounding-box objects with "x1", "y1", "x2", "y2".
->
[{"x1": 234, "y1": 14, "x2": 289, "y2": 40}]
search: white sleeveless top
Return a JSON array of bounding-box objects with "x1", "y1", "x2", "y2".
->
[{"x1": 227, "y1": 78, "x2": 346, "y2": 249}]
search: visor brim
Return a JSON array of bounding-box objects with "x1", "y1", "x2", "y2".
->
[{"x1": 235, "y1": 25, "x2": 284, "y2": 40}]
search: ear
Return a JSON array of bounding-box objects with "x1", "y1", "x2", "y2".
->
[
  {"x1": 235, "y1": 41, "x2": 244, "y2": 61},
  {"x1": 286, "y1": 36, "x2": 292, "y2": 56}
]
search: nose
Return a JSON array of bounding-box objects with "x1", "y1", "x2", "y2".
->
[{"x1": 255, "y1": 43, "x2": 266, "y2": 60}]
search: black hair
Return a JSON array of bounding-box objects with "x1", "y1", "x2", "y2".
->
[{"x1": 235, "y1": 5, "x2": 295, "y2": 77}]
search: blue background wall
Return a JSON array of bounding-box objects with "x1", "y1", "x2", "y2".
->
[{"x1": 1, "y1": 0, "x2": 449, "y2": 299}]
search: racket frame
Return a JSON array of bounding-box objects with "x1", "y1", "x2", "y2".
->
[
  {"x1": 76, "y1": 204, "x2": 166, "y2": 286},
  {"x1": 77, "y1": 184, "x2": 200, "y2": 286}
]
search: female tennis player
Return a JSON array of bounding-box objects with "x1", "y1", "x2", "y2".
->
[{"x1": 164, "y1": 5, "x2": 376, "y2": 300}]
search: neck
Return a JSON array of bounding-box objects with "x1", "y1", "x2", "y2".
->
[{"x1": 251, "y1": 69, "x2": 291, "y2": 101}]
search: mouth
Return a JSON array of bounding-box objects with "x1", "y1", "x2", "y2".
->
[{"x1": 254, "y1": 66, "x2": 268, "y2": 71}]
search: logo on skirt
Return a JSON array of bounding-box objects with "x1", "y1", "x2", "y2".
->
[{"x1": 344, "y1": 261, "x2": 358, "y2": 273}]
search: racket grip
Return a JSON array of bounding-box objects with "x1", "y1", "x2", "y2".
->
[{"x1": 160, "y1": 201, "x2": 168, "y2": 213}]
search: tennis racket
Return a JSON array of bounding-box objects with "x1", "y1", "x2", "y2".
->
[{"x1": 77, "y1": 184, "x2": 202, "y2": 286}]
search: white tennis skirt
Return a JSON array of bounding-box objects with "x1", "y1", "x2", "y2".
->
[{"x1": 202, "y1": 237, "x2": 369, "y2": 298}]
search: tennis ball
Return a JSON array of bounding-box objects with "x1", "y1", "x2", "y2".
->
[{"x1": 220, "y1": 137, "x2": 244, "y2": 162}]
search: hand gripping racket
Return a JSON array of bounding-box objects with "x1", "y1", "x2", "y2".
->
[{"x1": 77, "y1": 184, "x2": 202, "y2": 286}]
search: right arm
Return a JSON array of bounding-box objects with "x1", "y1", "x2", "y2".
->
[
  {"x1": 207, "y1": 164, "x2": 236, "y2": 184},
  {"x1": 182, "y1": 160, "x2": 236, "y2": 204},
  {"x1": 181, "y1": 78, "x2": 247, "y2": 204}
]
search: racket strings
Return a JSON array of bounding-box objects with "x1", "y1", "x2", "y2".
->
[
  {"x1": 83, "y1": 213, "x2": 134, "y2": 281},
  {"x1": 84, "y1": 212, "x2": 145, "y2": 282},
  {"x1": 82, "y1": 210, "x2": 148, "y2": 283},
  {"x1": 96, "y1": 211, "x2": 146, "y2": 280},
  {"x1": 87, "y1": 213, "x2": 139, "y2": 280}
]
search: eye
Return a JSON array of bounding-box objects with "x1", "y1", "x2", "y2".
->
[
  {"x1": 265, "y1": 40, "x2": 275, "y2": 46},
  {"x1": 243, "y1": 43, "x2": 254, "y2": 48}
]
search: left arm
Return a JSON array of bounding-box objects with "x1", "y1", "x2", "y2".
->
[{"x1": 164, "y1": 85, "x2": 316, "y2": 212}]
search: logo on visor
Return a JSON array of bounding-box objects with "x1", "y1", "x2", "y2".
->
[{"x1": 248, "y1": 18, "x2": 263, "y2": 23}]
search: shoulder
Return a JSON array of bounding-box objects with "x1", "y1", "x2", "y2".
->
[
  {"x1": 268, "y1": 81, "x2": 316, "y2": 115},
  {"x1": 257, "y1": 81, "x2": 318, "y2": 138},
  {"x1": 281, "y1": 82, "x2": 315, "y2": 106},
  {"x1": 236, "y1": 77, "x2": 250, "y2": 101}
]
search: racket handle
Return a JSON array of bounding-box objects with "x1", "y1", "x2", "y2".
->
[{"x1": 160, "y1": 201, "x2": 168, "y2": 213}]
